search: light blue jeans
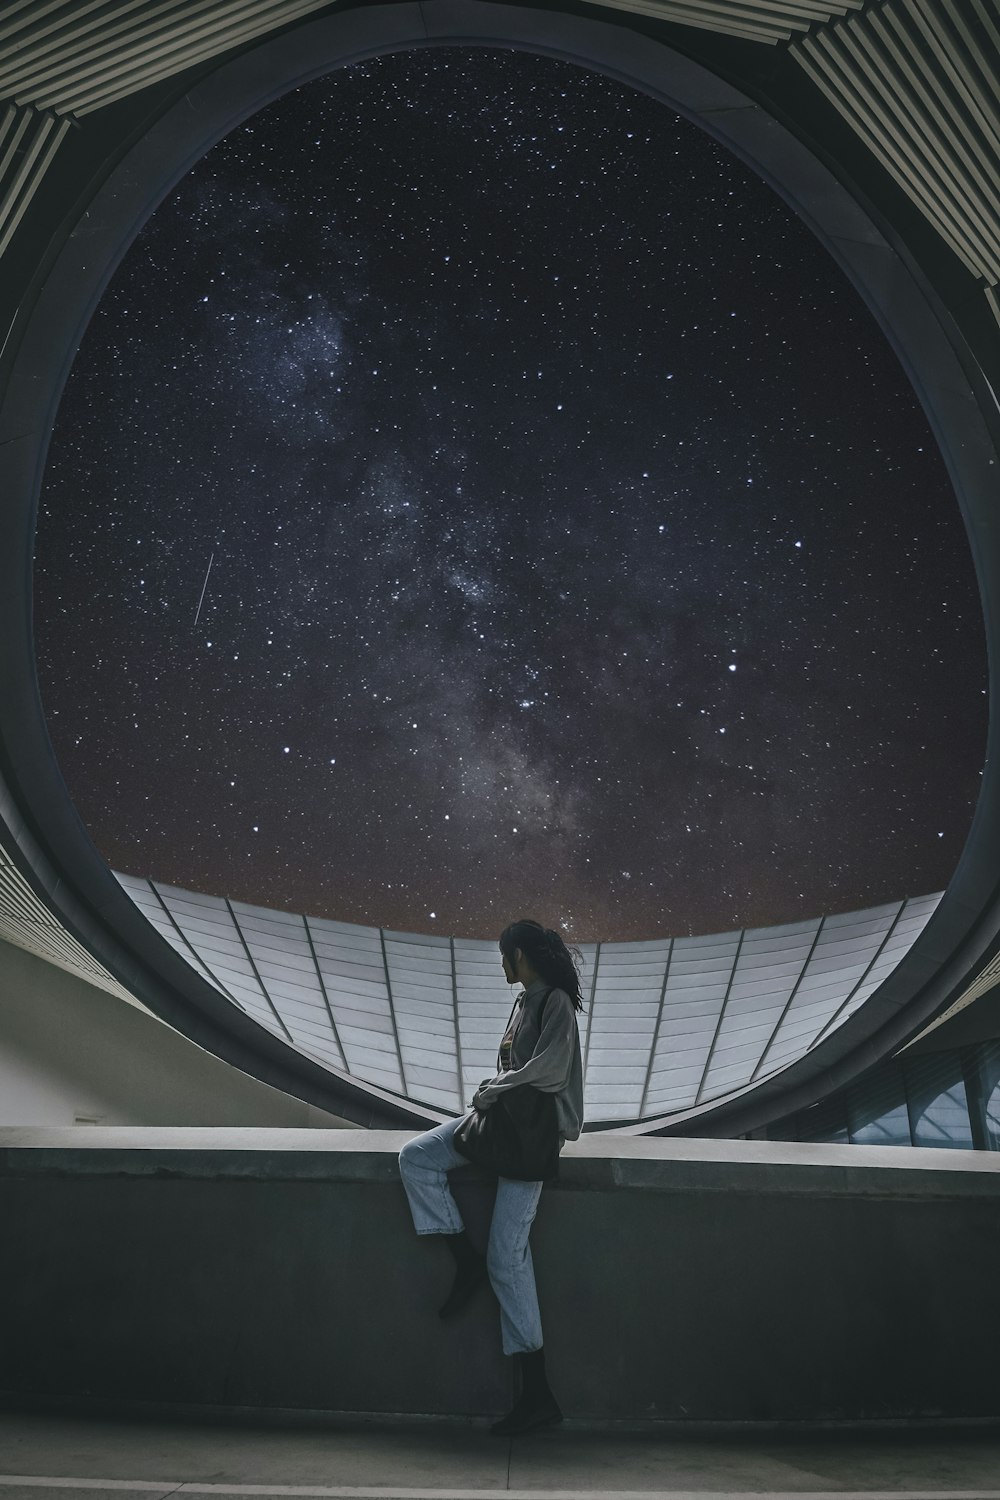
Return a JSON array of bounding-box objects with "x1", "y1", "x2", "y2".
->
[{"x1": 398, "y1": 1115, "x2": 544, "y2": 1355}]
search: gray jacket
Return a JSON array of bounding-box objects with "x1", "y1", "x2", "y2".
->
[{"x1": 472, "y1": 977, "x2": 585, "y2": 1143}]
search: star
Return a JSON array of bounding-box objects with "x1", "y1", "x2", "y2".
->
[{"x1": 32, "y1": 44, "x2": 986, "y2": 941}]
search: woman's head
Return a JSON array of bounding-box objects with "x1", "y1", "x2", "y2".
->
[{"x1": 498, "y1": 920, "x2": 585, "y2": 1012}]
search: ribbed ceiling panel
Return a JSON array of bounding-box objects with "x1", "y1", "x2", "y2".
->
[
  {"x1": 0, "y1": 101, "x2": 69, "y2": 257},
  {"x1": 0, "y1": 0, "x2": 993, "y2": 332},
  {"x1": 900, "y1": 942, "x2": 1000, "y2": 1050},
  {"x1": 0, "y1": 0, "x2": 338, "y2": 115},
  {"x1": 791, "y1": 0, "x2": 1000, "y2": 290},
  {"x1": 0, "y1": 846, "x2": 144, "y2": 1010},
  {"x1": 582, "y1": 0, "x2": 861, "y2": 46}
]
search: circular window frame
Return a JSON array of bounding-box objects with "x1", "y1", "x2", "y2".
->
[{"x1": 1, "y1": 0, "x2": 997, "y2": 1133}]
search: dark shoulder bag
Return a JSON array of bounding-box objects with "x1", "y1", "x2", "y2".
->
[{"x1": 453, "y1": 987, "x2": 561, "y2": 1182}]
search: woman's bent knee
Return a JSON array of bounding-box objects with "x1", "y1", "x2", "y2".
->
[{"x1": 398, "y1": 1139, "x2": 420, "y2": 1173}]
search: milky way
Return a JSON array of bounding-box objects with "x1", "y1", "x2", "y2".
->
[{"x1": 33, "y1": 48, "x2": 987, "y2": 941}]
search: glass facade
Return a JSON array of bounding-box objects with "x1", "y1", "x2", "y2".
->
[{"x1": 766, "y1": 1037, "x2": 1000, "y2": 1150}]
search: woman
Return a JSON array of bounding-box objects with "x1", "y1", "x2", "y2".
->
[{"x1": 398, "y1": 919, "x2": 585, "y2": 1436}]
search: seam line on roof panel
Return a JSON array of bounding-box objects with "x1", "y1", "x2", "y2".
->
[
  {"x1": 225, "y1": 898, "x2": 295, "y2": 1044},
  {"x1": 694, "y1": 928, "x2": 746, "y2": 1106},
  {"x1": 638, "y1": 938, "x2": 674, "y2": 1120},
  {"x1": 809, "y1": 897, "x2": 909, "y2": 1050},
  {"x1": 749, "y1": 915, "x2": 827, "y2": 1083},
  {"x1": 148, "y1": 881, "x2": 243, "y2": 1008},
  {"x1": 302, "y1": 913, "x2": 349, "y2": 1073},
  {"x1": 583, "y1": 940, "x2": 601, "y2": 1072},
  {"x1": 378, "y1": 926, "x2": 409, "y2": 1097},
  {"x1": 449, "y1": 935, "x2": 464, "y2": 1113}
]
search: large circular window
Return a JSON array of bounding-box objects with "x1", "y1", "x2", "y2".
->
[{"x1": 32, "y1": 47, "x2": 987, "y2": 943}]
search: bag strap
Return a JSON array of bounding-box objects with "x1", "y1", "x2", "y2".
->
[{"x1": 496, "y1": 986, "x2": 555, "y2": 1074}]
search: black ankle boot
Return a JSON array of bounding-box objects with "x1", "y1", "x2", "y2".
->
[
  {"x1": 490, "y1": 1347, "x2": 563, "y2": 1436},
  {"x1": 438, "y1": 1230, "x2": 488, "y2": 1319}
]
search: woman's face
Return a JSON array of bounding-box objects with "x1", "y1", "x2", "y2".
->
[{"x1": 501, "y1": 949, "x2": 518, "y2": 984}]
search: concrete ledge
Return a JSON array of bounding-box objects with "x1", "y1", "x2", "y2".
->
[
  {"x1": 2, "y1": 1130, "x2": 1000, "y2": 1425},
  {"x1": 3, "y1": 1126, "x2": 1000, "y2": 1196}
]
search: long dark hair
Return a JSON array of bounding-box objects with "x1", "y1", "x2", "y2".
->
[{"x1": 498, "y1": 919, "x2": 585, "y2": 1013}]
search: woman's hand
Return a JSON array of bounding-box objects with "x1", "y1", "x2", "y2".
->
[{"x1": 472, "y1": 1078, "x2": 498, "y2": 1111}]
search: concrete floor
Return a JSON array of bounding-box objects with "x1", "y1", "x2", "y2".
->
[{"x1": 1, "y1": 1412, "x2": 1000, "y2": 1500}]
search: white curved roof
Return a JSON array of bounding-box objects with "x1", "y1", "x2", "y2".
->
[{"x1": 115, "y1": 873, "x2": 941, "y2": 1126}]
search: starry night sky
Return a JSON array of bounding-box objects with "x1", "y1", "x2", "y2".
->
[{"x1": 33, "y1": 48, "x2": 987, "y2": 942}]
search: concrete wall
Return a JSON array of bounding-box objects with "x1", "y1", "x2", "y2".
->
[
  {"x1": 3, "y1": 1128, "x2": 1000, "y2": 1426},
  {"x1": 0, "y1": 939, "x2": 354, "y2": 1128}
]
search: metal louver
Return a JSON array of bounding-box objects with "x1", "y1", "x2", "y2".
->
[
  {"x1": 790, "y1": 0, "x2": 1000, "y2": 300},
  {"x1": 0, "y1": 0, "x2": 338, "y2": 116},
  {"x1": 0, "y1": 100, "x2": 69, "y2": 258},
  {"x1": 579, "y1": 0, "x2": 863, "y2": 46},
  {"x1": 899, "y1": 946, "x2": 1000, "y2": 1051},
  {"x1": 0, "y1": 845, "x2": 146, "y2": 1012},
  {"x1": 0, "y1": 0, "x2": 995, "y2": 325}
]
